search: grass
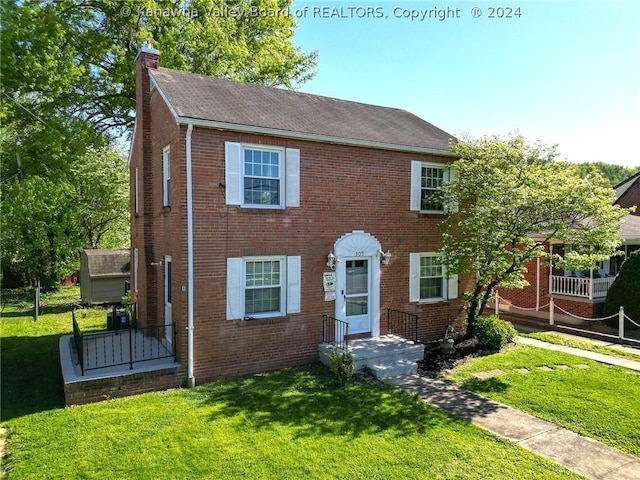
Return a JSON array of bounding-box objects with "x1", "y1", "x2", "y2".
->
[
  {"x1": 521, "y1": 331, "x2": 640, "y2": 362},
  {"x1": 3, "y1": 366, "x2": 584, "y2": 479},
  {"x1": 0, "y1": 287, "x2": 585, "y2": 479},
  {"x1": 1, "y1": 287, "x2": 108, "y2": 420},
  {"x1": 445, "y1": 345, "x2": 640, "y2": 457}
]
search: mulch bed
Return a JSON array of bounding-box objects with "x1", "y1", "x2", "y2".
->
[{"x1": 418, "y1": 337, "x2": 484, "y2": 378}]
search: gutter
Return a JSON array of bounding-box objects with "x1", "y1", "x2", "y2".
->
[{"x1": 186, "y1": 123, "x2": 195, "y2": 387}]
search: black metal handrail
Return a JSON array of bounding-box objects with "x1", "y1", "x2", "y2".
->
[
  {"x1": 73, "y1": 315, "x2": 176, "y2": 375},
  {"x1": 387, "y1": 309, "x2": 419, "y2": 343},
  {"x1": 72, "y1": 311, "x2": 85, "y2": 375},
  {"x1": 322, "y1": 315, "x2": 349, "y2": 351}
]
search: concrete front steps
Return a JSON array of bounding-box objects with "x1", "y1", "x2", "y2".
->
[{"x1": 319, "y1": 334, "x2": 425, "y2": 378}]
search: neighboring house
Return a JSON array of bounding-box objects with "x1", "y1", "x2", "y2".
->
[
  {"x1": 498, "y1": 172, "x2": 640, "y2": 320},
  {"x1": 80, "y1": 249, "x2": 130, "y2": 304},
  {"x1": 129, "y1": 43, "x2": 469, "y2": 388},
  {"x1": 614, "y1": 171, "x2": 640, "y2": 216}
]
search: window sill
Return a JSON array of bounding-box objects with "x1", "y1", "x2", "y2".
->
[
  {"x1": 234, "y1": 315, "x2": 289, "y2": 326},
  {"x1": 416, "y1": 298, "x2": 449, "y2": 305}
]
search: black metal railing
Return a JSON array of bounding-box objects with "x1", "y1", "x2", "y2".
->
[
  {"x1": 72, "y1": 313, "x2": 176, "y2": 375},
  {"x1": 387, "y1": 309, "x2": 419, "y2": 343},
  {"x1": 72, "y1": 311, "x2": 85, "y2": 375},
  {"x1": 322, "y1": 315, "x2": 349, "y2": 351}
]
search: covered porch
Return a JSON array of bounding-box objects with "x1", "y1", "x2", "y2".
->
[{"x1": 549, "y1": 274, "x2": 615, "y2": 300}]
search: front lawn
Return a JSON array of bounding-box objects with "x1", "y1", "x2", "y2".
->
[
  {"x1": 3, "y1": 366, "x2": 583, "y2": 480},
  {"x1": 445, "y1": 345, "x2": 640, "y2": 457},
  {"x1": 521, "y1": 331, "x2": 640, "y2": 361},
  {"x1": 1, "y1": 287, "x2": 107, "y2": 420},
  {"x1": 1, "y1": 288, "x2": 583, "y2": 479}
]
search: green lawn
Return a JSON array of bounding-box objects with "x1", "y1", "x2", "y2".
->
[
  {"x1": 445, "y1": 345, "x2": 640, "y2": 457},
  {"x1": 521, "y1": 331, "x2": 640, "y2": 362},
  {"x1": 3, "y1": 366, "x2": 583, "y2": 480},
  {"x1": 0, "y1": 287, "x2": 584, "y2": 479},
  {"x1": 1, "y1": 287, "x2": 107, "y2": 420}
]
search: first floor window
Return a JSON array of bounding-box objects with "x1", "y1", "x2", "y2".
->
[
  {"x1": 420, "y1": 255, "x2": 444, "y2": 299},
  {"x1": 226, "y1": 256, "x2": 301, "y2": 320},
  {"x1": 409, "y1": 252, "x2": 458, "y2": 302},
  {"x1": 245, "y1": 259, "x2": 282, "y2": 315}
]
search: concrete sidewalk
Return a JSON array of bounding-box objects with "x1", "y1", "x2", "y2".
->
[
  {"x1": 383, "y1": 375, "x2": 640, "y2": 480},
  {"x1": 518, "y1": 336, "x2": 640, "y2": 372}
]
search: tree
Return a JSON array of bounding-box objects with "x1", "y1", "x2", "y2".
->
[
  {"x1": 1, "y1": 0, "x2": 316, "y2": 288},
  {"x1": 1, "y1": 0, "x2": 318, "y2": 135},
  {"x1": 439, "y1": 134, "x2": 630, "y2": 336},
  {"x1": 603, "y1": 250, "x2": 640, "y2": 323},
  {"x1": 572, "y1": 162, "x2": 639, "y2": 187}
]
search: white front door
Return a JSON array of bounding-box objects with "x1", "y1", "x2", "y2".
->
[
  {"x1": 342, "y1": 258, "x2": 371, "y2": 334},
  {"x1": 164, "y1": 256, "x2": 172, "y2": 346}
]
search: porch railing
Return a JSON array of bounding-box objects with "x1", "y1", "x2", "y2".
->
[
  {"x1": 387, "y1": 309, "x2": 419, "y2": 343},
  {"x1": 72, "y1": 312, "x2": 176, "y2": 375},
  {"x1": 322, "y1": 315, "x2": 349, "y2": 351},
  {"x1": 72, "y1": 311, "x2": 85, "y2": 375},
  {"x1": 550, "y1": 275, "x2": 615, "y2": 300}
]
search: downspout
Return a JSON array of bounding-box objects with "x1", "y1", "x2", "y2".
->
[
  {"x1": 186, "y1": 123, "x2": 195, "y2": 387},
  {"x1": 536, "y1": 257, "x2": 540, "y2": 310}
]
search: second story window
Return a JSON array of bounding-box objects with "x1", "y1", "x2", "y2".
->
[
  {"x1": 244, "y1": 148, "x2": 281, "y2": 207},
  {"x1": 410, "y1": 161, "x2": 454, "y2": 214},
  {"x1": 421, "y1": 165, "x2": 445, "y2": 211},
  {"x1": 162, "y1": 145, "x2": 170, "y2": 207},
  {"x1": 225, "y1": 142, "x2": 300, "y2": 209}
]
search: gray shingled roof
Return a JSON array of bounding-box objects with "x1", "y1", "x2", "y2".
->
[
  {"x1": 84, "y1": 249, "x2": 130, "y2": 278},
  {"x1": 150, "y1": 67, "x2": 455, "y2": 154},
  {"x1": 620, "y1": 214, "x2": 640, "y2": 242}
]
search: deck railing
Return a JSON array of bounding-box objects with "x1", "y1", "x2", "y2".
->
[
  {"x1": 322, "y1": 315, "x2": 349, "y2": 351},
  {"x1": 550, "y1": 275, "x2": 615, "y2": 300},
  {"x1": 72, "y1": 311, "x2": 176, "y2": 375},
  {"x1": 387, "y1": 309, "x2": 419, "y2": 343}
]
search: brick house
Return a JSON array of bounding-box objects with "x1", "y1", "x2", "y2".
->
[
  {"x1": 497, "y1": 173, "x2": 640, "y2": 320},
  {"x1": 129, "y1": 43, "x2": 469, "y2": 388}
]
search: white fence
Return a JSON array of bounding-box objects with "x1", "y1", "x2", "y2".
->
[
  {"x1": 549, "y1": 275, "x2": 615, "y2": 300},
  {"x1": 494, "y1": 291, "x2": 640, "y2": 345}
]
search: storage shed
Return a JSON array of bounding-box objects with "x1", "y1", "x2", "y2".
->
[{"x1": 80, "y1": 249, "x2": 130, "y2": 304}]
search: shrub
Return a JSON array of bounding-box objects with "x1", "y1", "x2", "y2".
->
[
  {"x1": 475, "y1": 315, "x2": 517, "y2": 351},
  {"x1": 603, "y1": 250, "x2": 640, "y2": 326},
  {"x1": 329, "y1": 349, "x2": 355, "y2": 386}
]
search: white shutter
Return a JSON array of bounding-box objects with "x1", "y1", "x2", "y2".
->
[
  {"x1": 226, "y1": 258, "x2": 243, "y2": 320},
  {"x1": 285, "y1": 148, "x2": 300, "y2": 207},
  {"x1": 225, "y1": 142, "x2": 242, "y2": 205},
  {"x1": 409, "y1": 253, "x2": 421, "y2": 302},
  {"x1": 447, "y1": 274, "x2": 459, "y2": 299},
  {"x1": 286, "y1": 256, "x2": 301, "y2": 314},
  {"x1": 410, "y1": 161, "x2": 422, "y2": 211},
  {"x1": 446, "y1": 166, "x2": 459, "y2": 214}
]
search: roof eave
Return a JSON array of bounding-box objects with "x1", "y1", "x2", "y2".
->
[{"x1": 175, "y1": 116, "x2": 455, "y2": 157}]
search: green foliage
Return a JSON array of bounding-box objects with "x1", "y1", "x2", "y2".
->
[
  {"x1": 1, "y1": 0, "x2": 318, "y2": 134},
  {"x1": 329, "y1": 349, "x2": 355, "y2": 386},
  {"x1": 474, "y1": 315, "x2": 517, "y2": 351},
  {"x1": 603, "y1": 250, "x2": 640, "y2": 323},
  {"x1": 572, "y1": 161, "x2": 639, "y2": 187},
  {"x1": 1, "y1": 145, "x2": 128, "y2": 290},
  {"x1": 439, "y1": 134, "x2": 630, "y2": 332}
]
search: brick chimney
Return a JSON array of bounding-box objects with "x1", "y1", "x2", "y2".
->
[{"x1": 133, "y1": 41, "x2": 160, "y2": 327}]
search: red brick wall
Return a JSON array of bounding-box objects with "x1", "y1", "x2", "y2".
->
[
  {"x1": 131, "y1": 56, "x2": 470, "y2": 387},
  {"x1": 616, "y1": 177, "x2": 640, "y2": 215},
  {"x1": 498, "y1": 252, "x2": 602, "y2": 319},
  {"x1": 64, "y1": 366, "x2": 184, "y2": 406}
]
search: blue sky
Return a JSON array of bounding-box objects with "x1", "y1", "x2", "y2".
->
[{"x1": 291, "y1": 0, "x2": 640, "y2": 167}]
